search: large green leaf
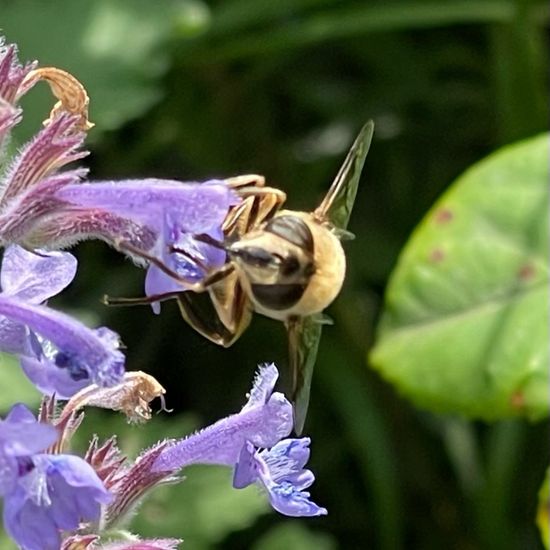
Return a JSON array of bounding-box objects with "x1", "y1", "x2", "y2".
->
[{"x1": 370, "y1": 134, "x2": 549, "y2": 420}]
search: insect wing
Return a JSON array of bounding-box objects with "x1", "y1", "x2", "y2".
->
[
  {"x1": 313, "y1": 120, "x2": 374, "y2": 230},
  {"x1": 291, "y1": 121, "x2": 373, "y2": 433},
  {"x1": 287, "y1": 313, "x2": 330, "y2": 434}
]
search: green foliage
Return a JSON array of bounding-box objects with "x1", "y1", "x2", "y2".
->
[
  {"x1": 370, "y1": 134, "x2": 549, "y2": 420},
  {"x1": 132, "y1": 466, "x2": 268, "y2": 548},
  {"x1": 0, "y1": 353, "x2": 40, "y2": 411},
  {"x1": 1, "y1": 0, "x2": 207, "y2": 137}
]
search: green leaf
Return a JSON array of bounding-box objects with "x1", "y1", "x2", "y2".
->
[
  {"x1": 133, "y1": 465, "x2": 268, "y2": 549},
  {"x1": 538, "y1": 468, "x2": 550, "y2": 549},
  {"x1": 2, "y1": 0, "x2": 210, "y2": 136},
  {"x1": 370, "y1": 133, "x2": 549, "y2": 420},
  {"x1": 0, "y1": 353, "x2": 41, "y2": 412},
  {"x1": 0, "y1": 532, "x2": 16, "y2": 550}
]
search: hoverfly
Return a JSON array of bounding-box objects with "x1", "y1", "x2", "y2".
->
[{"x1": 108, "y1": 121, "x2": 374, "y2": 433}]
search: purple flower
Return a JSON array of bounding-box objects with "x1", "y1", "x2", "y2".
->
[
  {"x1": 0, "y1": 244, "x2": 77, "y2": 303},
  {"x1": 9, "y1": 302, "x2": 125, "y2": 397},
  {"x1": 0, "y1": 405, "x2": 110, "y2": 550},
  {"x1": 3, "y1": 453, "x2": 111, "y2": 550},
  {"x1": 115, "y1": 364, "x2": 327, "y2": 521},
  {"x1": 0, "y1": 113, "x2": 91, "y2": 249},
  {"x1": 0, "y1": 404, "x2": 58, "y2": 496},
  {"x1": 0, "y1": 245, "x2": 125, "y2": 397},
  {"x1": 233, "y1": 438, "x2": 327, "y2": 517},
  {"x1": 56, "y1": 178, "x2": 238, "y2": 310},
  {"x1": 0, "y1": 245, "x2": 76, "y2": 355},
  {"x1": 152, "y1": 364, "x2": 293, "y2": 472},
  {"x1": 101, "y1": 365, "x2": 292, "y2": 526}
]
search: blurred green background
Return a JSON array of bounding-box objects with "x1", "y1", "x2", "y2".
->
[{"x1": 1, "y1": 0, "x2": 549, "y2": 548}]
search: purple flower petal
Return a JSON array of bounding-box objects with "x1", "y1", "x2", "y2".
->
[
  {"x1": 0, "y1": 296, "x2": 125, "y2": 396},
  {"x1": 19, "y1": 355, "x2": 90, "y2": 398},
  {"x1": 4, "y1": 403, "x2": 35, "y2": 423},
  {"x1": 145, "y1": 225, "x2": 226, "y2": 313},
  {"x1": 0, "y1": 404, "x2": 57, "y2": 458},
  {"x1": 241, "y1": 363, "x2": 279, "y2": 411},
  {"x1": 267, "y1": 481, "x2": 327, "y2": 517},
  {"x1": 3, "y1": 454, "x2": 111, "y2": 550},
  {"x1": 263, "y1": 438, "x2": 313, "y2": 488},
  {"x1": 56, "y1": 178, "x2": 237, "y2": 232},
  {"x1": 233, "y1": 438, "x2": 326, "y2": 517},
  {"x1": 232, "y1": 441, "x2": 259, "y2": 489},
  {"x1": 0, "y1": 404, "x2": 57, "y2": 496},
  {"x1": 0, "y1": 314, "x2": 29, "y2": 354},
  {"x1": 1, "y1": 245, "x2": 77, "y2": 303},
  {"x1": 0, "y1": 239, "x2": 76, "y2": 359}
]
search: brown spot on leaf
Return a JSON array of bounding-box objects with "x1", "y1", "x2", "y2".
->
[
  {"x1": 517, "y1": 263, "x2": 535, "y2": 281},
  {"x1": 510, "y1": 391, "x2": 525, "y2": 410},
  {"x1": 430, "y1": 248, "x2": 445, "y2": 263},
  {"x1": 434, "y1": 208, "x2": 454, "y2": 225}
]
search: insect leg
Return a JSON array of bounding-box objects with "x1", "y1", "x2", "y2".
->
[
  {"x1": 114, "y1": 239, "x2": 205, "y2": 292},
  {"x1": 225, "y1": 174, "x2": 266, "y2": 190}
]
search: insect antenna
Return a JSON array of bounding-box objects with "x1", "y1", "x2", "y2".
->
[{"x1": 102, "y1": 291, "x2": 183, "y2": 307}]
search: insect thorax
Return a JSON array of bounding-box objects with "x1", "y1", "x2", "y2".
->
[{"x1": 229, "y1": 212, "x2": 346, "y2": 319}]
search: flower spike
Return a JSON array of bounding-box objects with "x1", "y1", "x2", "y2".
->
[{"x1": 101, "y1": 365, "x2": 325, "y2": 524}]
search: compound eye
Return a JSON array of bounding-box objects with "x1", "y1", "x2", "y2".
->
[
  {"x1": 265, "y1": 215, "x2": 314, "y2": 253},
  {"x1": 280, "y1": 255, "x2": 300, "y2": 277}
]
